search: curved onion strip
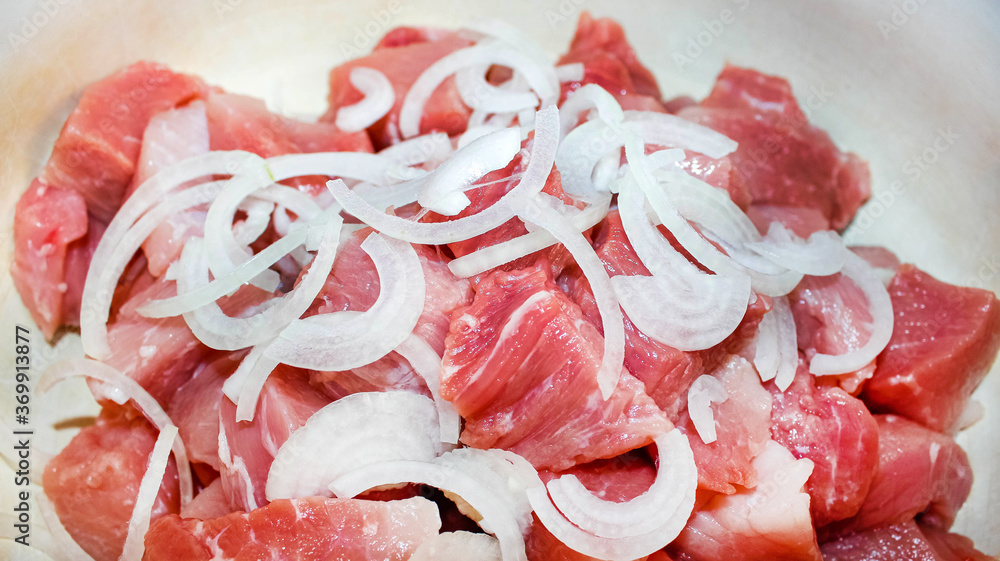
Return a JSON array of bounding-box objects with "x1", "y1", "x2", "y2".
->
[
  {"x1": 266, "y1": 391, "x2": 443, "y2": 501},
  {"x1": 556, "y1": 119, "x2": 626, "y2": 198},
  {"x1": 654, "y1": 167, "x2": 804, "y2": 295},
  {"x1": 399, "y1": 43, "x2": 558, "y2": 138},
  {"x1": 233, "y1": 198, "x2": 275, "y2": 250},
  {"x1": 329, "y1": 106, "x2": 559, "y2": 245},
  {"x1": 231, "y1": 344, "x2": 280, "y2": 423},
  {"x1": 687, "y1": 377, "x2": 728, "y2": 444},
  {"x1": 626, "y1": 139, "x2": 798, "y2": 297},
  {"x1": 267, "y1": 151, "x2": 423, "y2": 185},
  {"x1": 395, "y1": 335, "x2": 462, "y2": 444},
  {"x1": 137, "y1": 223, "x2": 309, "y2": 318},
  {"x1": 746, "y1": 222, "x2": 848, "y2": 276},
  {"x1": 410, "y1": 531, "x2": 502, "y2": 561},
  {"x1": 252, "y1": 184, "x2": 325, "y2": 222},
  {"x1": 80, "y1": 160, "x2": 245, "y2": 361},
  {"x1": 203, "y1": 171, "x2": 282, "y2": 289},
  {"x1": 512, "y1": 194, "x2": 623, "y2": 399},
  {"x1": 754, "y1": 296, "x2": 799, "y2": 391},
  {"x1": 527, "y1": 431, "x2": 696, "y2": 560},
  {"x1": 456, "y1": 64, "x2": 539, "y2": 114},
  {"x1": 809, "y1": 252, "x2": 894, "y2": 375},
  {"x1": 120, "y1": 424, "x2": 177, "y2": 561},
  {"x1": 447, "y1": 194, "x2": 610, "y2": 278},
  {"x1": 37, "y1": 491, "x2": 96, "y2": 561},
  {"x1": 623, "y1": 110, "x2": 737, "y2": 159},
  {"x1": 615, "y1": 176, "x2": 750, "y2": 351},
  {"x1": 555, "y1": 62, "x2": 584, "y2": 83},
  {"x1": 38, "y1": 358, "x2": 193, "y2": 506},
  {"x1": 418, "y1": 127, "x2": 521, "y2": 216},
  {"x1": 335, "y1": 67, "x2": 395, "y2": 132},
  {"x1": 544, "y1": 430, "x2": 695, "y2": 538},
  {"x1": 181, "y1": 216, "x2": 343, "y2": 351},
  {"x1": 559, "y1": 84, "x2": 625, "y2": 138},
  {"x1": 263, "y1": 233, "x2": 424, "y2": 371},
  {"x1": 378, "y1": 132, "x2": 453, "y2": 168},
  {"x1": 330, "y1": 449, "x2": 537, "y2": 561}
]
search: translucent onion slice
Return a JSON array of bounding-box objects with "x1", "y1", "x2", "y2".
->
[
  {"x1": 556, "y1": 119, "x2": 625, "y2": 198},
  {"x1": 410, "y1": 531, "x2": 502, "y2": 561},
  {"x1": 395, "y1": 335, "x2": 462, "y2": 444},
  {"x1": 614, "y1": 176, "x2": 750, "y2": 351},
  {"x1": 335, "y1": 67, "x2": 395, "y2": 133},
  {"x1": 137, "y1": 222, "x2": 309, "y2": 318},
  {"x1": 687, "y1": 376, "x2": 729, "y2": 444},
  {"x1": 559, "y1": 84, "x2": 625, "y2": 137},
  {"x1": 37, "y1": 491, "x2": 96, "y2": 561},
  {"x1": 262, "y1": 232, "x2": 424, "y2": 371},
  {"x1": 623, "y1": 110, "x2": 738, "y2": 159},
  {"x1": 399, "y1": 43, "x2": 558, "y2": 138},
  {"x1": 746, "y1": 222, "x2": 848, "y2": 276},
  {"x1": 377, "y1": 132, "x2": 453, "y2": 168},
  {"x1": 758, "y1": 296, "x2": 799, "y2": 391},
  {"x1": 447, "y1": 194, "x2": 611, "y2": 278},
  {"x1": 120, "y1": 424, "x2": 177, "y2": 561},
  {"x1": 555, "y1": 62, "x2": 584, "y2": 83},
  {"x1": 38, "y1": 358, "x2": 193, "y2": 506},
  {"x1": 527, "y1": 430, "x2": 697, "y2": 560},
  {"x1": 252, "y1": 183, "x2": 325, "y2": 222},
  {"x1": 180, "y1": 215, "x2": 343, "y2": 351},
  {"x1": 809, "y1": 252, "x2": 894, "y2": 375},
  {"x1": 512, "y1": 194, "x2": 623, "y2": 399},
  {"x1": 456, "y1": 64, "x2": 539, "y2": 114},
  {"x1": 330, "y1": 448, "x2": 539, "y2": 561},
  {"x1": 80, "y1": 174, "x2": 230, "y2": 361},
  {"x1": 266, "y1": 391, "x2": 443, "y2": 501},
  {"x1": 329, "y1": 106, "x2": 559, "y2": 245},
  {"x1": 267, "y1": 151, "x2": 422, "y2": 185},
  {"x1": 418, "y1": 127, "x2": 521, "y2": 216}
]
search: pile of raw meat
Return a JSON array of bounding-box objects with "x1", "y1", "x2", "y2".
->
[{"x1": 11, "y1": 12, "x2": 1000, "y2": 561}]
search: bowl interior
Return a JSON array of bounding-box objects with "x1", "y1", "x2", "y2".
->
[{"x1": 1, "y1": 0, "x2": 998, "y2": 555}]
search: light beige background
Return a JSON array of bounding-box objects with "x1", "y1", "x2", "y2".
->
[{"x1": 1, "y1": 0, "x2": 997, "y2": 558}]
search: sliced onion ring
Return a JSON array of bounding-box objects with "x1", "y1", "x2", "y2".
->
[
  {"x1": 262, "y1": 232, "x2": 425, "y2": 371},
  {"x1": 120, "y1": 424, "x2": 177, "y2": 561},
  {"x1": 395, "y1": 335, "x2": 462, "y2": 444},
  {"x1": 746, "y1": 222, "x2": 847, "y2": 276},
  {"x1": 809, "y1": 251, "x2": 894, "y2": 375},
  {"x1": 335, "y1": 67, "x2": 395, "y2": 133},
  {"x1": 38, "y1": 358, "x2": 193, "y2": 507},
  {"x1": 527, "y1": 430, "x2": 697, "y2": 560},
  {"x1": 329, "y1": 105, "x2": 559, "y2": 245},
  {"x1": 418, "y1": 126, "x2": 520, "y2": 216},
  {"x1": 266, "y1": 391, "x2": 443, "y2": 501},
  {"x1": 687, "y1": 376, "x2": 729, "y2": 444}
]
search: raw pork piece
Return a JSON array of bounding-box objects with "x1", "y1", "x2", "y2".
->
[
  {"x1": 676, "y1": 356, "x2": 773, "y2": 494},
  {"x1": 558, "y1": 12, "x2": 665, "y2": 112},
  {"x1": 767, "y1": 359, "x2": 879, "y2": 526},
  {"x1": 167, "y1": 353, "x2": 242, "y2": 470},
  {"x1": 668, "y1": 441, "x2": 822, "y2": 561},
  {"x1": 821, "y1": 415, "x2": 972, "y2": 539},
  {"x1": 820, "y1": 519, "x2": 995, "y2": 561},
  {"x1": 143, "y1": 496, "x2": 440, "y2": 561},
  {"x1": 43, "y1": 404, "x2": 180, "y2": 561},
  {"x1": 441, "y1": 266, "x2": 671, "y2": 471},
  {"x1": 129, "y1": 101, "x2": 211, "y2": 277},
  {"x1": 10, "y1": 180, "x2": 90, "y2": 338},
  {"x1": 863, "y1": 265, "x2": 1000, "y2": 433},
  {"x1": 680, "y1": 65, "x2": 871, "y2": 230},
  {"x1": 324, "y1": 27, "x2": 472, "y2": 149},
  {"x1": 41, "y1": 61, "x2": 209, "y2": 222}
]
